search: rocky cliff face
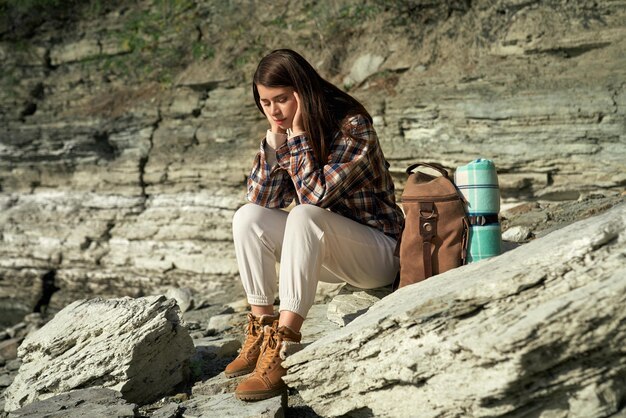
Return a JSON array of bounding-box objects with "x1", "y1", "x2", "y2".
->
[{"x1": 0, "y1": 0, "x2": 624, "y2": 311}]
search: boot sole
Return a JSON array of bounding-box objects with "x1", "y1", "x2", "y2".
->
[
  {"x1": 224, "y1": 368, "x2": 254, "y2": 378},
  {"x1": 235, "y1": 386, "x2": 286, "y2": 401}
]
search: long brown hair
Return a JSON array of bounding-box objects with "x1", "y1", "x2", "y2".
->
[{"x1": 253, "y1": 49, "x2": 371, "y2": 164}]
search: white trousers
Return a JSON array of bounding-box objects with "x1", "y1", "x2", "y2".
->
[{"x1": 232, "y1": 203, "x2": 399, "y2": 318}]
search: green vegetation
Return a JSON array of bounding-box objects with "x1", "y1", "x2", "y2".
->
[
  {"x1": 1, "y1": 0, "x2": 207, "y2": 87},
  {"x1": 192, "y1": 41, "x2": 214, "y2": 61},
  {"x1": 97, "y1": 0, "x2": 199, "y2": 84},
  {"x1": 337, "y1": 3, "x2": 380, "y2": 22},
  {"x1": 0, "y1": 0, "x2": 473, "y2": 92}
]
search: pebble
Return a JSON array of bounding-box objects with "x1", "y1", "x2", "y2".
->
[
  {"x1": 0, "y1": 338, "x2": 22, "y2": 360},
  {"x1": 502, "y1": 225, "x2": 533, "y2": 242},
  {"x1": 206, "y1": 313, "x2": 238, "y2": 334},
  {"x1": 0, "y1": 372, "x2": 14, "y2": 388},
  {"x1": 6, "y1": 359, "x2": 21, "y2": 371}
]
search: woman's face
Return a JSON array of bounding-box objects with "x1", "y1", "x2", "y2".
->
[{"x1": 257, "y1": 84, "x2": 297, "y2": 130}]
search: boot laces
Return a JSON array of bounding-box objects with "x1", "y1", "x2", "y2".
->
[
  {"x1": 240, "y1": 313, "x2": 261, "y2": 355},
  {"x1": 257, "y1": 326, "x2": 281, "y2": 374}
]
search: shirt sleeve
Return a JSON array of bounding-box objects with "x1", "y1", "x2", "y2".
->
[
  {"x1": 246, "y1": 137, "x2": 296, "y2": 208},
  {"x1": 275, "y1": 114, "x2": 374, "y2": 208}
]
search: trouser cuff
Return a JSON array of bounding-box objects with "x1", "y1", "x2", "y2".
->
[
  {"x1": 279, "y1": 298, "x2": 309, "y2": 319},
  {"x1": 247, "y1": 294, "x2": 273, "y2": 306}
]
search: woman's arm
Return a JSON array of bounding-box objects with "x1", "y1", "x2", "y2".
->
[
  {"x1": 246, "y1": 137, "x2": 296, "y2": 208},
  {"x1": 275, "y1": 114, "x2": 374, "y2": 208}
]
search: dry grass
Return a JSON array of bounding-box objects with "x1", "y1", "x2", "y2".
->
[{"x1": 78, "y1": 82, "x2": 162, "y2": 118}]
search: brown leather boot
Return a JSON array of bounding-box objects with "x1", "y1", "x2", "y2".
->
[
  {"x1": 224, "y1": 313, "x2": 278, "y2": 378},
  {"x1": 235, "y1": 321, "x2": 302, "y2": 401}
]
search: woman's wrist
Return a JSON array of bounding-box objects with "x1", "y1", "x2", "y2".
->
[{"x1": 288, "y1": 129, "x2": 306, "y2": 139}]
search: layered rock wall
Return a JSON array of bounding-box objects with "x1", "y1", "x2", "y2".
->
[{"x1": 0, "y1": 0, "x2": 624, "y2": 310}]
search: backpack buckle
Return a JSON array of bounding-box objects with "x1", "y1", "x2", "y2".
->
[{"x1": 419, "y1": 202, "x2": 437, "y2": 239}]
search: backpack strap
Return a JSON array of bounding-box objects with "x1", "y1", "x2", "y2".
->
[
  {"x1": 419, "y1": 201, "x2": 437, "y2": 279},
  {"x1": 406, "y1": 162, "x2": 450, "y2": 178}
]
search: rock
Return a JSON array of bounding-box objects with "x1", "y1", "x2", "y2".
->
[
  {"x1": 49, "y1": 38, "x2": 101, "y2": 65},
  {"x1": 164, "y1": 88, "x2": 203, "y2": 118},
  {"x1": 206, "y1": 313, "x2": 237, "y2": 334},
  {"x1": 300, "y1": 304, "x2": 340, "y2": 344},
  {"x1": 174, "y1": 61, "x2": 226, "y2": 89},
  {"x1": 189, "y1": 331, "x2": 205, "y2": 339},
  {"x1": 326, "y1": 285, "x2": 392, "y2": 326},
  {"x1": 283, "y1": 204, "x2": 626, "y2": 417},
  {"x1": 501, "y1": 241, "x2": 522, "y2": 254},
  {"x1": 284, "y1": 391, "x2": 320, "y2": 418},
  {"x1": 194, "y1": 337, "x2": 241, "y2": 359},
  {"x1": 3, "y1": 296, "x2": 195, "y2": 412},
  {"x1": 165, "y1": 287, "x2": 195, "y2": 313},
  {"x1": 182, "y1": 305, "x2": 225, "y2": 331},
  {"x1": 0, "y1": 373, "x2": 13, "y2": 388},
  {"x1": 501, "y1": 225, "x2": 532, "y2": 242},
  {"x1": 190, "y1": 337, "x2": 241, "y2": 382},
  {"x1": 5, "y1": 324, "x2": 25, "y2": 340},
  {"x1": 0, "y1": 43, "x2": 47, "y2": 66},
  {"x1": 225, "y1": 298, "x2": 251, "y2": 313},
  {"x1": 0, "y1": 338, "x2": 21, "y2": 361},
  {"x1": 150, "y1": 402, "x2": 185, "y2": 418},
  {"x1": 501, "y1": 195, "x2": 625, "y2": 239},
  {"x1": 170, "y1": 393, "x2": 189, "y2": 403},
  {"x1": 343, "y1": 54, "x2": 385, "y2": 87},
  {"x1": 185, "y1": 320, "x2": 204, "y2": 333},
  {"x1": 218, "y1": 306, "x2": 235, "y2": 315},
  {"x1": 6, "y1": 388, "x2": 137, "y2": 418},
  {"x1": 21, "y1": 313, "x2": 44, "y2": 336},
  {"x1": 314, "y1": 282, "x2": 345, "y2": 304},
  {"x1": 5, "y1": 359, "x2": 20, "y2": 371},
  {"x1": 191, "y1": 372, "x2": 244, "y2": 397},
  {"x1": 183, "y1": 392, "x2": 285, "y2": 418}
]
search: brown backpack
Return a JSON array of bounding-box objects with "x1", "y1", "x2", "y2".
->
[{"x1": 394, "y1": 163, "x2": 469, "y2": 290}]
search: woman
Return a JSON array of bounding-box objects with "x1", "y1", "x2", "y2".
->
[{"x1": 227, "y1": 49, "x2": 404, "y2": 401}]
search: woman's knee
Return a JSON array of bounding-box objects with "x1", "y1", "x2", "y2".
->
[
  {"x1": 285, "y1": 204, "x2": 328, "y2": 235},
  {"x1": 286, "y1": 204, "x2": 326, "y2": 222},
  {"x1": 232, "y1": 203, "x2": 266, "y2": 238}
]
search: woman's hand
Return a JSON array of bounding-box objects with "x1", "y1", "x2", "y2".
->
[
  {"x1": 291, "y1": 91, "x2": 304, "y2": 134},
  {"x1": 265, "y1": 109, "x2": 287, "y2": 135}
]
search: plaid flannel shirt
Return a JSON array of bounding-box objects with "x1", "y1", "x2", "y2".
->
[{"x1": 247, "y1": 114, "x2": 404, "y2": 240}]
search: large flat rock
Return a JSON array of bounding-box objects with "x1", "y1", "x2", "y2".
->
[
  {"x1": 183, "y1": 392, "x2": 285, "y2": 418},
  {"x1": 7, "y1": 388, "x2": 137, "y2": 418},
  {"x1": 283, "y1": 204, "x2": 626, "y2": 417}
]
